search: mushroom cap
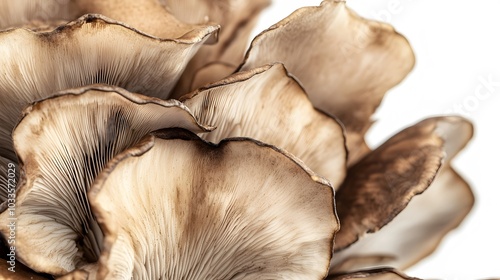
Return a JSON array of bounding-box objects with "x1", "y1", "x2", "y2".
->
[
  {"x1": 331, "y1": 116, "x2": 474, "y2": 272},
  {"x1": 0, "y1": 86, "x2": 209, "y2": 275},
  {"x1": 239, "y1": 0, "x2": 415, "y2": 165},
  {"x1": 334, "y1": 117, "x2": 448, "y2": 251},
  {"x1": 182, "y1": 63, "x2": 347, "y2": 189},
  {"x1": 74, "y1": 0, "x2": 219, "y2": 40},
  {"x1": 0, "y1": 14, "x2": 217, "y2": 184},
  {"x1": 86, "y1": 129, "x2": 338, "y2": 279},
  {"x1": 58, "y1": 270, "x2": 90, "y2": 280}
]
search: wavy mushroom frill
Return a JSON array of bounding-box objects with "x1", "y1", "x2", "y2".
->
[
  {"x1": 73, "y1": 130, "x2": 337, "y2": 279},
  {"x1": 0, "y1": 0, "x2": 271, "y2": 97},
  {"x1": 175, "y1": 65, "x2": 474, "y2": 274},
  {"x1": 0, "y1": 14, "x2": 217, "y2": 185},
  {"x1": 0, "y1": 86, "x2": 210, "y2": 275},
  {"x1": 330, "y1": 117, "x2": 474, "y2": 273},
  {"x1": 327, "y1": 267, "x2": 421, "y2": 280},
  {"x1": 238, "y1": 0, "x2": 415, "y2": 165},
  {"x1": 178, "y1": 64, "x2": 475, "y2": 274},
  {"x1": 181, "y1": 63, "x2": 347, "y2": 189}
]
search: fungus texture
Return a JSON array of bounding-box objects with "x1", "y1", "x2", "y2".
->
[{"x1": 0, "y1": 0, "x2": 487, "y2": 279}]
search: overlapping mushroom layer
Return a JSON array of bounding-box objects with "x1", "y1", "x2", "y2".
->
[
  {"x1": 0, "y1": 0, "x2": 480, "y2": 279},
  {"x1": 87, "y1": 130, "x2": 337, "y2": 279},
  {"x1": 0, "y1": 0, "x2": 218, "y2": 39},
  {"x1": 331, "y1": 117, "x2": 474, "y2": 272},
  {"x1": 0, "y1": 86, "x2": 209, "y2": 275},
  {"x1": 0, "y1": 14, "x2": 217, "y2": 189},
  {"x1": 240, "y1": 0, "x2": 415, "y2": 165},
  {"x1": 182, "y1": 63, "x2": 347, "y2": 188}
]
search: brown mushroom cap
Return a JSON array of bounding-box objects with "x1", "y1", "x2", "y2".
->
[
  {"x1": 0, "y1": 86, "x2": 209, "y2": 275},
  {"x1": 182, "y1": 63, "x2": 347, "y2": 189},
  {"x1": 85, "y1": 129, "x2": 338, "y2": 279},
  {"x1": 0, "y1": 14, "x2": 217, "y2": 185},
  {"x1": 239, "y1": 0, "x2": 415, "y2": 165},
  {"x1": 330, "y1": 116, "x2": 474, "y2": 273},
  {"x1": 0, "y1": 157, "x2": 13, "y2": 203}
]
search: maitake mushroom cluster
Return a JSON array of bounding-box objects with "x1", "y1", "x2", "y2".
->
[{"x1": 0, "y1": 0, "x2": 478, "y2": 279}]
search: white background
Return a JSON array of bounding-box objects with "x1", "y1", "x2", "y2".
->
[{"x1": 252, "y1": 1, "x2": 499, "y2": 279}]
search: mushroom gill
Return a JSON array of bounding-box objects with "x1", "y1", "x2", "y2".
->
[
  {"x1": 0, "y1": 86, "x2": 209, "y2": 275},
  {"x1": 83, "y1": 129, "x2": 337, "y2": 279}
]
